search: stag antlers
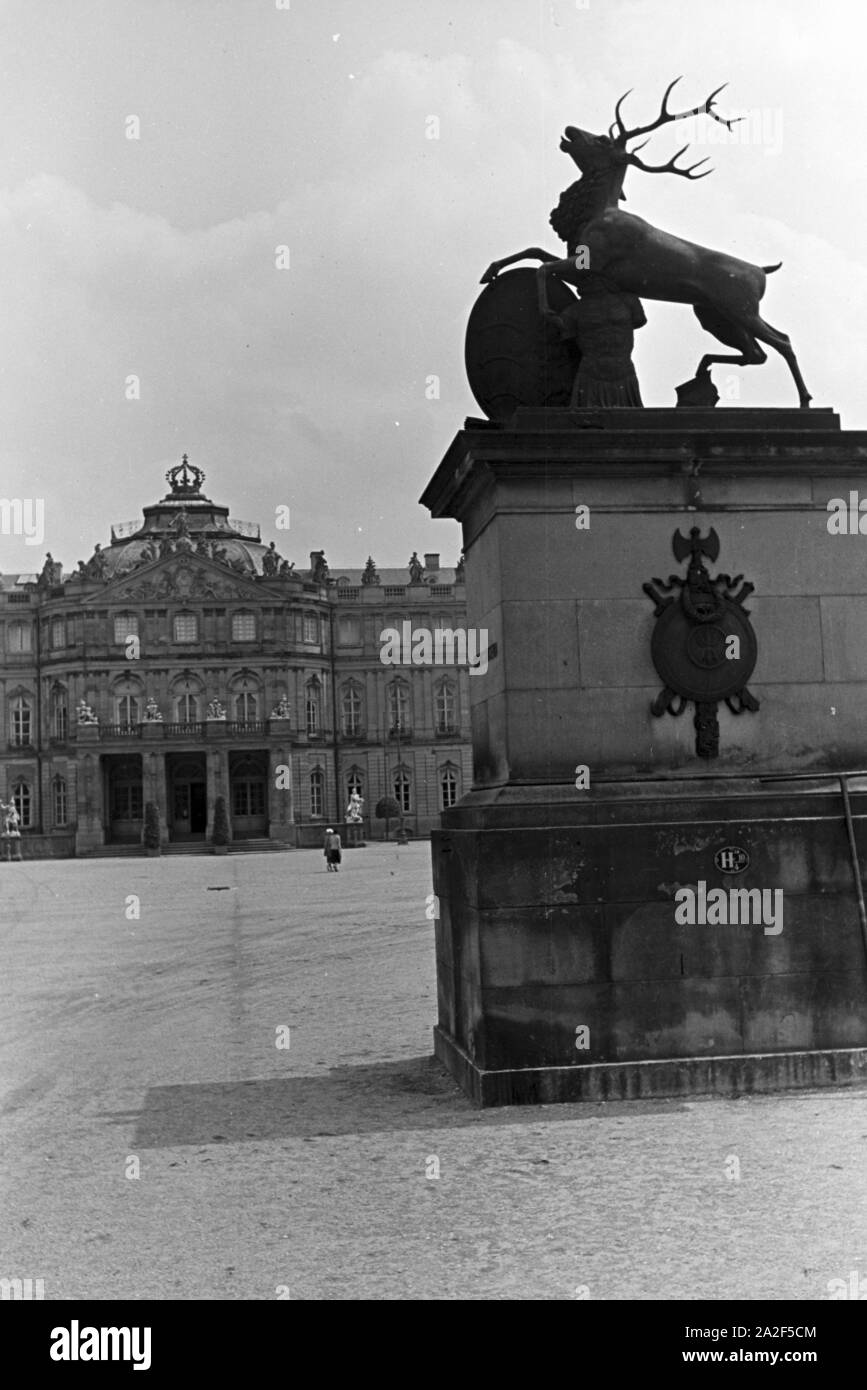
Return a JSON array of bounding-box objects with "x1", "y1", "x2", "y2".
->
[{"x1": 609, "y1": 77, "x2": 745, "y2": 179}]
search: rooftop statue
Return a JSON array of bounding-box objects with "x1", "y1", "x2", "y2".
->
[{"x1": 472, "y1": 80, "x2": 811, "y2": 411}]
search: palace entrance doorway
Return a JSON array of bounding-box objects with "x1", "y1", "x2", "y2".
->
[{"x1": 166, "y1": 753, "x2": 207, "y2": 840}]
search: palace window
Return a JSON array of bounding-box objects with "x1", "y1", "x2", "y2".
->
[
  {"x1": 232, "y1": 780, "x2": 265, "y2": 818},
  {"x1": 8, "y1": 621, "x2": 32, "y2": 653},
  {"x1": 302, "y1": 613, "x2": 318, "y2": 644},
  {"x1": 116, "y1": 694, "x2": 140, "y2": 726},
  {"x1": 435, "y1": 682, "x2": 456, "y2": 734},
  {"x1": 346, "y1": 769, "x2": 364, "y2": 801},
  {"x1": 388, "y1": 681, "x2": 410, "y2": 733},
  {"x1": 393, "y1": 768, "x2": 412, "y2": 813},
  {"x1": 305, "y1": 679, "x2": 321, "y2": 735},
  {"x1": 51, "y1": 617, "x2": 66, "y2": 648},
  {"x1": 337, "y1": 616, "x2": 361, "y2": 645},
  {"x1": 310, "y1": 767, "x2": 324, "y2": 817},
  {"x1": 341, "y1": 683, "x2": 362, "y2": 736},
  {"x1": 12, "y1": 779, "x2": 32, "y2": 828},
  {"x1": 51, "y1": 688, "x2": 68, "y2": 740},
  {"x1": 234, "y1": 690, "x2": 258, "y2": 723},
  {"x1": 10, "y1": 696, "x2": 32, "y2": 747},
  {"x1": 231, "y1": 611, "x2": 256, "y2": 642},
  {"x1": 52, "y1": 776, "x2": 68, "y2": 827},
  {"x1": 110, "y1": 782, "x2": 143, "y2": 821},
  {"x1": 113, "y1": 613, "x2": 139, "y2": 645},
  {"x1": 440, "y1": 766, "x2": 459, "y2": 809},
  {"x1": 175, "y1": 693, "x2": 199, "y2": 723},
  {"x1": 173, "y1": 613, "x2": 198, "y2": 644}
]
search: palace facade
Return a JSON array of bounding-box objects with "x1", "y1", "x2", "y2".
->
[{"x1": 0, "y1": 458, "x2": 471, "y2": 855}]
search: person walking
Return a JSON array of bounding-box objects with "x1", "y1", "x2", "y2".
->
[{"x1": 323, "y1": 827, "x2": 342, "y2": 872}]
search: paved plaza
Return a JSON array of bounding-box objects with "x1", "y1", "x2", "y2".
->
[{"x1": 1, "y1": 843, "x2": 865, "y2": 1301}]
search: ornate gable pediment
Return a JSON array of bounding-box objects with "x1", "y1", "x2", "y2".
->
[{"x1": 102, "y1": 554, "x2": 262, "y2": 604}]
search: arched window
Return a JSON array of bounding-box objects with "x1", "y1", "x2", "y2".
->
[
  {"x1": 51, "y1": 686, "x2": 68, "y2": 740},
  {"x1": 435, "y1": 681, "x2": 456, "y2": 734},
  {"x1": 440, "y1": 766, "x2": 459, "y2": 809},
  {"x1": 10, "y1": 696, "x2": 32, "y2": 747},
  {"x1": 346, "y1": 768, "x2": 364, "y2": 801},
  {"x1": 306, "y1": 679, "x2": 321, "y2": 735},
  {"x1": 173, "y1": 612, "x2": 198, "y2": 644},
  {"x1": 231, "y1": 610, "x2": 256, "y2": 642},
  {"x1": 235, "y1": 690, "x2": 257, "y2": 723},
  {"x1": 52, "y1": 775, "x2": 68, "y2": 827},
  {"x1": 117, "y1": 694, "x2": 139, "y2": 726},
  {"x1": 8, "y1": 621, "x2": 32, "y2": 653},
  {"x1": 113, "y1": 613, "x2": 138, "y2": 645},
  {"x1": 394, "y1": 767, "x2": 412, "y2": 813},
  {"x1": 341, "y1": 683, "x2": 362, "y2": 736},
  {"x1": 388, "y1": 680, "x2": 410, "y2": 734},
  {"x1": 12, "y1": 779, "x2": 32, "y2": 828},
  {"x1": 310, "y1": 767, "x2": 324, "y2": 817},
  {"x1": 175, "y1": 692, "x2": 199, "y2": 723}
]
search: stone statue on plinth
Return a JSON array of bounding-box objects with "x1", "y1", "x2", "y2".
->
[
  {"x1": 76, "y1": 699, "x2": 99, "y2": 725},
  {"x1": 472, "y1": 79, "x2": 811, "y2": 411},
  {"x1": 0, "y1": 800, "x2": 22, "y2": 860},
  {"x1": 345, "y1": 791, "x2": 365, "y2": 846}
]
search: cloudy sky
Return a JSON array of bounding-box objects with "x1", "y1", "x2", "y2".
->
[{"x1": 0, "y1": 0, "x2": 864, "y2": 574}]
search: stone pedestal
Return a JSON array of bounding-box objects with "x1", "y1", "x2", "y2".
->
[{"x1": 421, "y1": 407, "x2": 867, "y2": 1104}]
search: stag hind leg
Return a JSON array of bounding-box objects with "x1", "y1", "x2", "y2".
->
[
  {"x1": 693, "y1": 302, "x2": 768, "y2": 382},
  {"x1": 748, "y1": 314, "x2": 812, "y2": 408}
]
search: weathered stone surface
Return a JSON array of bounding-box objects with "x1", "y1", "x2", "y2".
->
[{"x1": 422, "y1": 410, "x2": 867, "y2": 1104}]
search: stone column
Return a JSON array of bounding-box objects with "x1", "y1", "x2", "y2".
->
[
  {"x1": 142, "y1": 749, "x2": 168, "y2": 845},
  {"x1": 268, "y1": 739, "x2": 293, "y2": 842},
  {"x1": 73, "y1": 742, "x2": 104, "y2": 854}
]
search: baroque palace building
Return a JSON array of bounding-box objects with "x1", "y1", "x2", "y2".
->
[{"x1": 0, "y1": 457, "x2": 471, "y2": 855}]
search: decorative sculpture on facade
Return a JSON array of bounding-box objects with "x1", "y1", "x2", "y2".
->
[
  {"x1": 205, "y1": 699, "x2": 226, "y2": 720},
  {"x1": 362, "y1": 557, "x2": 380, "y2": 586},
  {"x1": 85, "y1": 543, "x2": 108, "y2": 579},
  {"x1": 76, "y1": 699, "x2": 99, "y2": 725},
  {"x1": 262, "y1": 541, "x2": 282, "y2": 576},
  {"x1": 0, "y1": 800, "x2": 22, "y2": 859},
  {"x1": 270, "y1": 696, "x2": 292, "y2": 720},
  {"x1": 408, "y1": 552, "x2": 424, "y2": 584},
  {"x1": 346, "y1": 791, "x2": 364, "y2": 823},
  {"x1": 142, "y1": 697, "x2": 164, "y2": 722},
  {"x1": 310, "y1": 551, "x2": 329, "y2": 584},
  {"x1": 38, "y1": 553, "x2": 63, "y2": 587},
  {"x1": 472, "y1": 80, "x2": 811, "y2": 410}
]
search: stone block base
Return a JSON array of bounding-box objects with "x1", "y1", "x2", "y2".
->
[
  {"x1": 432, "y1": 777, "x2": 867, "y2": 1104},
  {"x1": 434, "y1": 1025, "x2": 867, "y2": 1106}
]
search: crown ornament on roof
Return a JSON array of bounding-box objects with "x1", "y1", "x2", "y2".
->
[{"x1": 166, "y1": 454, "x2": 205, "y2": 497}]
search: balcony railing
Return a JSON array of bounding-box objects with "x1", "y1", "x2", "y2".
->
[
  {"x1": 99, "y1": 724, "x2": 142, "y2": 739},
  {"x1": 164, "y1": 721, "x2": 205, "y2": 738},
  {"x1": 224, "y1": 720, "x2": 266, "y2": 736}
]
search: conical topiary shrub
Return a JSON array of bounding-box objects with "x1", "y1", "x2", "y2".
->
[
  {"x1": 375, "y1": 796, "x2": 400, "y2": 842},
  {"x1": 143, "y1": 801, "x2": 161, "y2": 855},
  {"x1": 212, "y1": 795, "x2": 230, "y2": 853}
]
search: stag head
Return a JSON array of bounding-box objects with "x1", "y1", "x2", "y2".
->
[{"x1": 560, "y1": 78, "x2": 744, "y2": 181}]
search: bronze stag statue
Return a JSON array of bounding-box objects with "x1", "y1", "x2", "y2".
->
[{"x1": 481, "y1": 80, "x2": 811, "y2": 408}]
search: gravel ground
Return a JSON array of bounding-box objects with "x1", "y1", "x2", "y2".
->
[{"x1": 1, "y1": 842, "x2": 866, "y2": 1301}]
